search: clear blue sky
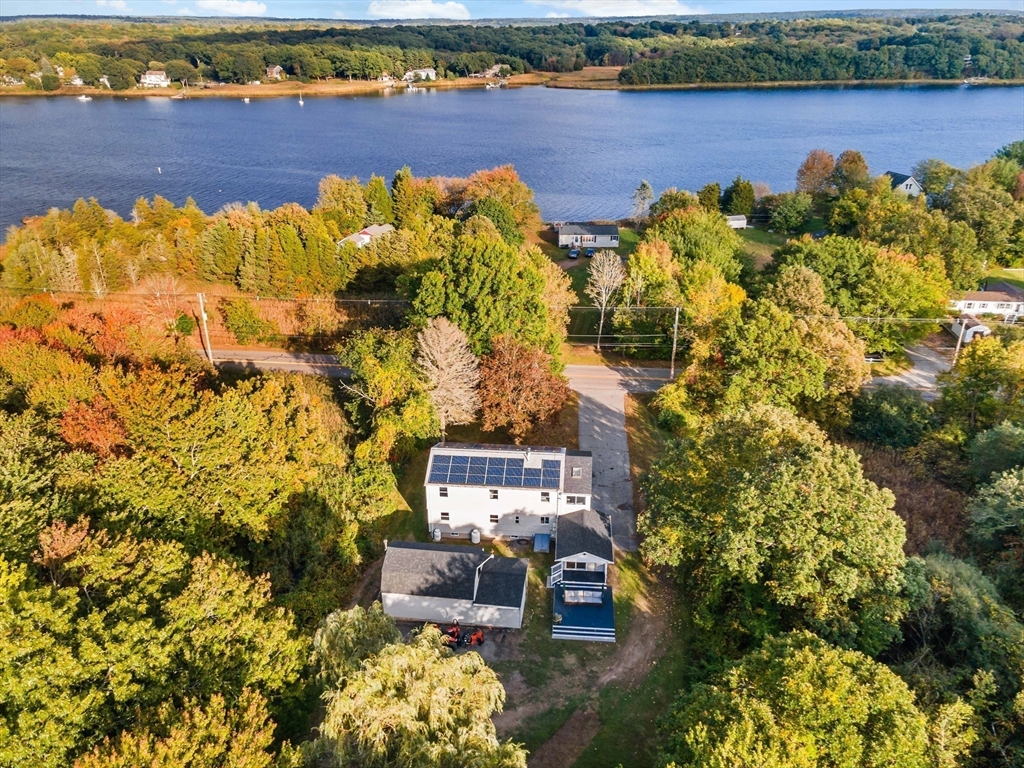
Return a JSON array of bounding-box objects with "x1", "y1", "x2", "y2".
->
[{"x1": 1, "y1": 0, "x2": 1021, "y2": 21}]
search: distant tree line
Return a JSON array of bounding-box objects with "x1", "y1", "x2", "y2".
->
[{"x1": 0, "y1": 14, "x2": 1020, "y2": 88}]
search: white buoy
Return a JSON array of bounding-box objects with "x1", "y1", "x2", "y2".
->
[{"x1": 157, "y1": 167, "x2": 162, "y2": 174}]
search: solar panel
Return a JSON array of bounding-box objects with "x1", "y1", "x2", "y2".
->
[{"x1": 428, "y1": 453, "x2": 562, "y2": 489}]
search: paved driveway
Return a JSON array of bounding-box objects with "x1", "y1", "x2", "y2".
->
[
  {"x1": 566, "y1": 366, "x2": 670, "y2": 552},
  {"x1": 869, "y1": 344, "x2": 952, "y2": 401}
]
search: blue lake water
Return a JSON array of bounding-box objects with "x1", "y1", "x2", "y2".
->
[{"x1": 1, "y1": 84, "x2": 1022, "y2": 233}]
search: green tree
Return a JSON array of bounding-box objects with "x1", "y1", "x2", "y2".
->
[
  {"x1": 968, "y1": 421, "x2": 1024, "y2": 481},
  {"x1": 661, "y1": 632, "x2": 951, "y2": 768},
  {"x1": 832, "y1": 148, "x2": 870, "y2": 193},
  {"x1": 938, "y1": 336, "x2": 1024, "y2": 433},
  {"x1": 410, "y1": 228, "x2": 554, "y2": 356},
  {"x1": 164, "y1": 59, "x2": 198, "y2": 84},
  {"x1": 336, "y1": 329, "x2": 437, "y2": 462},
  {"x1": 721, "y1": 175, "x2": 755, "y2": 216},
  {"x1": 644, "y1": 207, "x2": 745, "y2": 281},
  {"x1": 219, "y1": 297, "x2": 278, "y2": 344},
  {"x1": 640, "y1": 405, "x2": 907, "y2": 653},
  {"x1": 310, "y1": 603, "x2": 402, "y2": 689},
  {"x1": 307, "y1": 625, "x2": 526, "y2": 768},
  {"x1": 697, "y1": 181, "x2": 721, "y2": 212},
  {"x1": 315, "y1": 175, "x2": 367, "y2": 236},
  {"x1": 466, "y1": 197, "x2": 523, "y2": 246},
  {"x1": 850, "y1": 385, "x2": 935, "y2": 449},
  {"x1": 74, "y1": 690, "x2": 277, "y2": 768},
  {"x1": 362, "y1": 174, "x2": 395, "y2": 226},
  {"x1": 631, "y1": 179, "x2": 654, "y2": 222},
  {"x1": 768, "y1": 191, "x2": 813, "y2": 233}
]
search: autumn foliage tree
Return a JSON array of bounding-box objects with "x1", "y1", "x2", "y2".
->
[
  {"x1": 796, "y1": 148, "x2": 837, "y2": 198},
  {"x1": 479, "y1": 336, "x2": 569, "y2": 443},
  {"x1": 416, "y1": 317, "x2": 480, "y2": 437}
]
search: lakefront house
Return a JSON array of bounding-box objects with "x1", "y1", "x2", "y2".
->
[
  {"x1": 140, "y1": 70, "x2": 171, "y2": 88},
  {"x1": 556, "y1": 222, "x2": 620, "y2": 249}
]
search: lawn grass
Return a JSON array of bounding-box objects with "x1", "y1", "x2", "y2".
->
[
  {"x1": 560, "y1": 344, "x2": 671, "y2": 368},
  {"x1": 616, "y1": 227, "x2": 640, "y2": 257},
  {"x1": 738, "y1": 227, "x2": 786, "y2": 269},
  {"x1": 572, "y1": 600, "x2": 692, "y2": 768},
  {"x1": 512, "y1": 697, "x2": 585, "y2": 754},
  {"x1": 624, "y1": 393, "x2": 667, "y2": 515},
  {"x1": 985, "y1": 267, "x2": 1024, "y2": 290}
]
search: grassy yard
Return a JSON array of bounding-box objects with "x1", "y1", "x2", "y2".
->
[
  {"x1": 615, "y1": 227, "x2": 640, "y2": 257},
  {"x1": 738, "y1": 227, "x2": 786, "y2": 270}
]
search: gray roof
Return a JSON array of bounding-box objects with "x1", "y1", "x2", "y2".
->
[
  {"x1": 982, "y1": 281, "x2": 1024, "y2": 300},
  {"x1": 563, "y1": 450, "x2": 593, "y2": 495},
  {"x1": 475, "y1": 558, "x2": 528, "y2": 608},
  {"x1": 381, "y1": 542, "x2": 485, "y2": 600},
  {"x1": 960, "y1": 291, "x2": 1020, "y2": 303},
  {"x1": 380, "y1": 542, "x2": 527, "y2": 609},
  {"x1": 558, "y1": 222, "x2": 620, "y2": 237},
  {"x1": 555, "y1": 509, "x2": 614, "y2": 563},
  {"x1": 884, "y1": 171, "x2": 915, "y2": 189}
]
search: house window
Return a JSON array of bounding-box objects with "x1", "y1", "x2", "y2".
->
[
  {"x1": 563, "y1": 588, "x2": 603, "y2": 605},
  {"x1": 440, "y1": 512, "x2": 450, "y2": 522},
  {"x1": 965, "y1": 303, "x2": 974, "y2": 309},
  {"x1": 571, "y1": 467, "x2": 582, "y2": 478},
  {"x1": 611, "y1": 235, "x2": 619, "y2": 243},
  {"x1": 541, "y1": 516, "x2": 550, "y2": 525},
  {"x1": 489, "y1": 489, "x2": 498, "y2": 500},
  {"x1": 565, "y1": 495, "x2": 585, "y2": 505},
  {"x1": 565, "y1": 561, "x2": 600, "y2": 571},
  {"x1": 541, "y1": 492, "x2": 550, "y2": 503},
  {"x1": 998, "y1": 303, "x2": 1011, "y2": 309},
  {"x1": 515, "y1": 516, "x2": 520, "y2": 524},
  {"x1": 489, "y1": 514, "x2": 499, "y2": 523},
  {"x1": 439, "y1": 487, "x2": 448, "y2": 498}
]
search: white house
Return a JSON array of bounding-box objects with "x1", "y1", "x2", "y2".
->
[
  {"x1": 380, "y1": 541, "x2": 528, "y2": 628},
  {"x1": 884, "y1": 171, "x2": 923, "y2": 197},
  {"x1": 140, "y1": 70, "x2": 171, "y2": 88},
  {"x1": 556, "y1": 222, "x2": 620, "y2": 249},
  {"x1": 549, "y1": 508, "x2": 616, "y2": 642},
  {"x1": 948, "y1": 290, "x2": 1023, "y2": 321},
  {"x1": 403, "y1": 68, "x2": 437, "y2": 82},
  {"x1": 951, "y1": 315, "x2": 992, "y2": 344},
  {"x1": 726, "y1": 214, "x2": 747, "y2": 229},
  {"x1": 425, "y1": 443, "x2": 592, "y2": 541},
  {"x1": 339, "y1": 224, "x2": 394, "y2": 249},
  {"x1": 266, "y1": 65, "x2": 284, "y2": 80}
]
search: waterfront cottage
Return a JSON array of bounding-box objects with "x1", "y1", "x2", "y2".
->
[
  {"x1": 556, "y1": 222, "x2": 620, "y2": 249},
  {"x1": 380, "y1": 541, "x2": 528, "y2": 628},
  {"x1": 140, "y1": 70, "x2": 171, "y2": 88},
  {"x1": 339, "y1": 223, "x2": 394, "y2": 249},
  {"x1": 266, "y1": 65, "x2": 284, "y2": 80},
  {"x1": 403, "y1": 68, "x2": 437, "y2": 82},
  {"x1": 884, "y1": 171, "x2": 923, "y2": 197},
  {"x1": 425, "y1": 443, "x2": 592, "y2": 541}
]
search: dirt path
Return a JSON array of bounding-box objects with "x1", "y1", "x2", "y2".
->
[
  {"x1": 345, "y1": 558, "x2": 383, "y2": 610},
  {"x1": 527, "y1": 709, "x2": 603, "y2": 768}
]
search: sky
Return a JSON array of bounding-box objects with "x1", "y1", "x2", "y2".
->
[{"x1": 1, "y1": 0, "x2": 1021, "y2": 21}]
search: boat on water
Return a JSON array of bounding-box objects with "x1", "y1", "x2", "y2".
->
[
  {"x1": 77, "y1": 95, "x2": 92, "y2": 101},
  {"x1": 243, "y1": 97, "x2": 250, "y2": 103},
  {"x1": 485, "y1": 82, "x2": 496, "y2": 90},
  {"x1": 299, "y1": 92, "x2": 304, "y2": 105}
]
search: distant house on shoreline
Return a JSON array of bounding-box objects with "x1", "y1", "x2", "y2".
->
[
  {"x1": 556, "y1": 222, "x2": 620, "y2": 249},
  {"x1": 266, "y1": 65, "x2": 284, "y2": 80},
  {"x1": 140, "y1": 70, "x2": 171, "y2": 88},
  {"x1": 726, "y1": 214, "x2": 747, "y2": 229},
  {"x1": 884, "y1": 171, "x2": 923, "y2": 197},
  {"x1": 339, "y1": 224, "x2": 394, "y2": 249},
  {"x1": 403, "y1": 68, "x2": 437, "y2": 82}
]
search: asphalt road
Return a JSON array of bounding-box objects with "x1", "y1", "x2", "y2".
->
[{"x1": 210, "y1": 349, "x2": 673, "y2": 392}]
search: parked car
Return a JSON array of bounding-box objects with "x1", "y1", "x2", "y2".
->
[
  {"x1": 584, "y1": 248, "x2": 595, "y2": 257},
  {"x1": 568, "y1": 248, "x2": 580, "y2": 259}
]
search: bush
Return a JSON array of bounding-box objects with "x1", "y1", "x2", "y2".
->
[
  {"x1": 40, "y1": 74, "x2": 61, "y2": 91},
  {"x1": 968, "y1": 422, "x2": 1024, "y2": 480},
  {"x1": 219, "y1": 298, "x2": 278, "y2": 345},
  {"x1": 2, "y1": 295, "x2": 60, "y2": 329},
  {"x1": 850, "y1": 385, "x2": 935, "y2": 449},
  {"x1": 171, "y1": 311, "x2": 196, "y2": 337}
]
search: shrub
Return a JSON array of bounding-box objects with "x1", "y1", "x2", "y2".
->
[
  {"x1": 219, "y1": 298, "x2": 278, "y2": 345},
  {"x1": 850, "y1": 385, "x2": 935, "y2": 449},
  {"x1": 171, "y1": 312, "x2": 196, "y2": 337},
  {"x1": 2, "y1": 295, "x2": 60, "y2": 329},
  {"x1": 968, "y1": 421, "x2": 1024, "y2": 480}
]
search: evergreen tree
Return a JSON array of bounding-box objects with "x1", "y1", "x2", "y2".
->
[
  {"x1": 697, "y1": 181, "x2": 721, "y2": 212},
  {"x1": 721, "y1": 175, "x2": 755, "y2": 216},
  {"x1": 363, "y1": 174, "x2": 395, "y2": 226}
]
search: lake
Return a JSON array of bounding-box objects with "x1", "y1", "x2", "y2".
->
[{"x1": 1, "y1": 84, "x2": 1022, "y2": 233}]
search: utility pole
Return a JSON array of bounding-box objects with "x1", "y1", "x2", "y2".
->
[
  {"x1": 196, "y1": 293, "x2": 214, "y2": 366},
  {"x1": 952, "y1": 315, "x2": 967, "y2": 365},
  {"x1": 669, "y1": 306, "x2": 680, "y2": 379}
]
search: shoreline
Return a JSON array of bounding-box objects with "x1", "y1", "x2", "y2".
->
[{"x1": 3, "y1": 69, "x2": 1021, "y2": 99}]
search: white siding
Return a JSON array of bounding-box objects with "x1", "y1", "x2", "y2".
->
[
  {"x1": 381, "y1": 593, "x2": 523, "y2": 628},
  {"x1": 558, "y1": 233, "x2": 620, "y2": 248},
  {"x1": 426, "y1": 484, "x2": 590, "y2": 538}
]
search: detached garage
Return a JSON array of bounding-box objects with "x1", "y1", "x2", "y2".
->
[{"x1": 380, "y1": 541, "x2": 529, "y2": 629}]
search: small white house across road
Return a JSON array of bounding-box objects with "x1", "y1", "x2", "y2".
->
[
  {"x1": 339, "y1": 224, "x2": 394, "y2": 249},
  {"x1": 949, "y1": 289, "x2": 1023, "y2": 321},
  {"x1": 951, "y1": 315, "x2": 992, "y2": 344},
  {"x1": 556, "y1": 222, "x2": 620, "y2": 249},
  {"x1": 884, "y1": 171, "x2": 923, "y2": 197},
  {"x1": 425, "y1": 443, "x2": 592, "y2": 541},
  {"x1": 726, "y1": 215, "x2": 747, "y2": 229},
  {"x1": 380, "y1": 541, "x2": 528, "y2": 628}
]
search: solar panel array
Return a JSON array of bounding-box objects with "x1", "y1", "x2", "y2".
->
[{"x1": 429, "y1": 454, "x2": 562, "y2": 489}]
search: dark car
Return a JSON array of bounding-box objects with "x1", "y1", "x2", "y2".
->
[
  {"x1": 584, "y1": 248, "x2": 596, "y2": 257},
  {"x1": 568, "y1": 248, "x2": 580, "y2": 259}
]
